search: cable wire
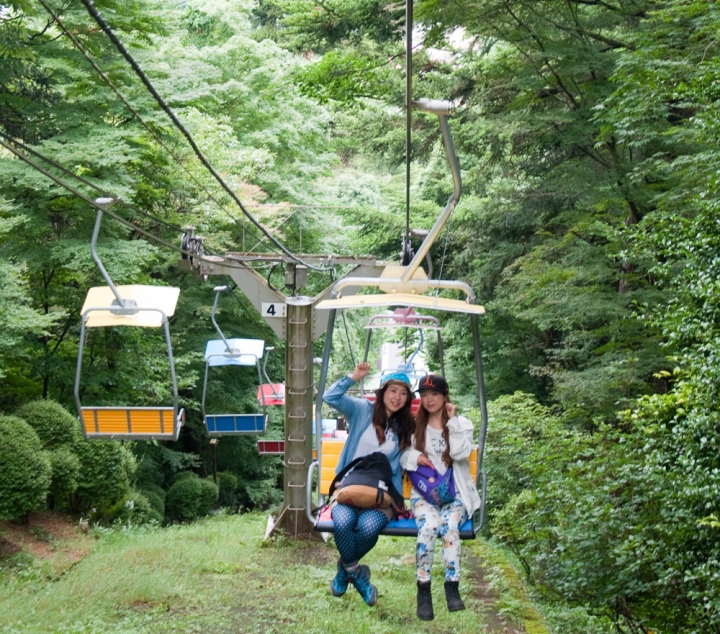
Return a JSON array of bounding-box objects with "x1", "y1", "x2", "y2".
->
[
  {"x1": 0, "y1": 137, "x2": 261, "y2": 271},
  {"x1": 79, "y1": 0, "x2": 332, "y2": 272},
  {"x1": 0, "y1": 131, "x2": 253, "y2": 268},
  {"x1": 36, "y1": 0, "x2": 273, "y2": 253},
  {"x1": 0, "y1": 130, "x2": 185, "y2": 233},
  {"x1": 405, "y1": 0, "x2": 412, "y2": 249}
]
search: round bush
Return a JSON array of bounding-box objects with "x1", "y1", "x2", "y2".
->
[
  {"x1": 47, "y1": 446, "x2": 80, "y2": 508},
  {"x1": 217, "y1": 470, "x2": 238, "y2": 508},
  {"x1": 104, "y1": 489, "x2": 161, "y2": 525},
  {"x1": 197, "y1": 478, "x2": 219, "y2": 516},
  {"x1": 15, "y1": 400, "x2": 76, "y2": 449},
  {"x1": 73, "y1": 438, "x2": 135, "y2": 511},
  {"x1": 166, "y1": 474, "x2": 202, "y2": 522},
  {"x1": 0, "y1": 416, "x2": 52, "y2": 520}
]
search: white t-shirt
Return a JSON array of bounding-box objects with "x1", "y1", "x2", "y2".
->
[
  {"x1": 424, "y1": 425, "x2": 449, "y2": 475},
  {"x1": 352, "y1": 423, "x2": 397, "y2": 461}
]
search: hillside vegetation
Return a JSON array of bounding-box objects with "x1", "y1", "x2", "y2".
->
[{"x1": 1, "y1": 0, "x2": 720, "y2": 632}]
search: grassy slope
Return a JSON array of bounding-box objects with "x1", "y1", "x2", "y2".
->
[{"x1": 0, "y1": 513, "x2": 548, "y2": 634}]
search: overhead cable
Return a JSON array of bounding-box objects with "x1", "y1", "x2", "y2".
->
[
  {"x1": 0, "y1": 130, "x2": 185, "y2": 234},
  {"x1": 78, "y1": 0, "x2": 332, "y2": 272},
  {"x1": 0, "y1": 137, "x2": 253, "y2": 272},
  {"x1": 405, "y1": 0, "x2": 413, "y2": 250}
]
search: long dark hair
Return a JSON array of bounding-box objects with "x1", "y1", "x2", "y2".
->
[
  {"x1": 414, "y1": 395, "x2": 452, "y2": 468},
  {"x1": 371, "y1": 383, "x2": 414, "y2": 451}
]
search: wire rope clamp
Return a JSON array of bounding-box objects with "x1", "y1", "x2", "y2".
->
[{"x1": 378, "y1": 265, "x2": 429, "y2": 295}]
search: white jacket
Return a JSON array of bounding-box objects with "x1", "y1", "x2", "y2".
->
[{"x1": 400, "y1": 415, "x2": 481, "y2": 517}]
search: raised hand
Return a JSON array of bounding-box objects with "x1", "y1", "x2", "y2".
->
[
  {"x1": 350, "y1": 362, "x2": 371, "y2": 382},
  {"x1": 445, "y1": 401, "x2": 457, "y2": 419}
]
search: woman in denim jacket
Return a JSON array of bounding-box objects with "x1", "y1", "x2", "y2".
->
[{"x1": 323, "y1": 362, "x2": 414, "y2": 606}]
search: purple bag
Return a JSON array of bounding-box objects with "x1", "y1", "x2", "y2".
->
[{"x1": 408, "y1": 464, "x2": 457, "y2": 506}]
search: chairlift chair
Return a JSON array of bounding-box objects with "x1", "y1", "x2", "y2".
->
[
  {"x1": 74, "y1": 207, "x2": 185, "y2": 441},
  {"x1": 305, "y1": 99, "x2": 490, "y2": 539},
  {"x1": 257, "y1": 346, "x2": 285, "y2": 406},
  {"x1": 202, "y1": 286, "x2": 268, "y2": 436}
]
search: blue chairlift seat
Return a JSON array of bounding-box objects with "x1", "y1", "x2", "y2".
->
[{"x1": 202, "y1": 337, "x2": 268, "y2": 436}]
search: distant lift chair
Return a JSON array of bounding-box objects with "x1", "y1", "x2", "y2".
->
[
  {"x1": 202, "y1": 286, "x2": 268, "y2": 436},
  {"x1": 74, "y1": 207, "x2": 184, "y2": 441}
]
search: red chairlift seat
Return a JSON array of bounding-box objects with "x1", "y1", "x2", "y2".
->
[{"x1": 257, "y1": 383, "x2": 285, "y2": 406}]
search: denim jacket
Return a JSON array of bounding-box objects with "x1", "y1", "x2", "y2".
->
[{"x1": 323, "y1": 374, "x2": 404, "y2": 494}]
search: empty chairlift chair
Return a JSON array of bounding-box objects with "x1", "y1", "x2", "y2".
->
[
  {"x1": 202, "y1": 286, "x2": 268, "y2": 436},
  {"x1": 256, "y1": 346, "x2": 285, "y2": 406},
  {"x1": 74, "y1": 207, "x2": 184, "y2": 441}
]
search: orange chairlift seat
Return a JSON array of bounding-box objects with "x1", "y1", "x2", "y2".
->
[{"x1": 74, "y1": 208, "x2": 184, "y2": 441}]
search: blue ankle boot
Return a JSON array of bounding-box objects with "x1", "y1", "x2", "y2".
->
[
  {"x1": 331, "y1": 560, "x2": 371, "y2": 597},
  {"x1": 349, "y1": 564, "x2": 378, "y2": 606},
  {"x1": 330, "y1": 559, "x2": 349, "y2": 597}
]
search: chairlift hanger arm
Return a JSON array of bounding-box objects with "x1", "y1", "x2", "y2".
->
[{"x1": 327, "y1": 99, "x2": 464, "y2": 299}]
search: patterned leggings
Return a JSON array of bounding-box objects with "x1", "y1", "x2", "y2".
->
[
  {"x1": 332, "y1": 504, "x2": 389, "y2": 565},
  {"x1": 412, "y1": 496, "x2": 468, "y2": 583}
]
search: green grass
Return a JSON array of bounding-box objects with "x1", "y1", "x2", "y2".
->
[{"x1": 0, "y1": 513, "x2": 544, "y2": 633}]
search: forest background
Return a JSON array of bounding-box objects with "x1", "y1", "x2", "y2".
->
[{"x1": 1, "y1": 0, "x2": 719, "y2": 633}]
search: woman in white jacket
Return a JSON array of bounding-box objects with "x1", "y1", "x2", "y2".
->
[{"x1": 400, "y1": 374, "x2": 481, "y2": 621}]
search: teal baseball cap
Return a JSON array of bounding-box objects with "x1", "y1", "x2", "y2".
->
[{"x1": 380, "y1": 372, "x2": 412, "y2": 390}]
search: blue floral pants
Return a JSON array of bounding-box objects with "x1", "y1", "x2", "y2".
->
[{"x1": 412, "y1": 496, "x2": 468, "y2": 583}]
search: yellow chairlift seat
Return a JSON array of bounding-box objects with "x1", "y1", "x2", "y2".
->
[{"x1": 75, "y1": 281, "x2": 184, "y2": 441}]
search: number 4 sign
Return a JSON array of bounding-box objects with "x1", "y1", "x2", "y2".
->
[{"x1": 261, "y1": 302, "x2": 286, "y2": 318}]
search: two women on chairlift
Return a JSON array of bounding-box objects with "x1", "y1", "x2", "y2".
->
[{"x1": 324, "y1": 364, "x2": 480, "y2": 619}]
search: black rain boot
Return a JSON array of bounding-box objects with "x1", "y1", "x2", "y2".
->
[
  {"x1": 444, "y1": 580, "x2": 466, "y2": 612},
  {"x1": 416, "y1": 581, "x2": 434, "y2": 621}
]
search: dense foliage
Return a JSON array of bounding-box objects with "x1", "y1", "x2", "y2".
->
[{"x1": 2, "y1": 0, "x2": 720, "y2": 630}]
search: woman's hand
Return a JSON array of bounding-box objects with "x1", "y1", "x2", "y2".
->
[
  {"x1": 445, "y1": 401, "x2": 457, "y2": 419},
  {"x1": 417, "y1": 454, "x2": 433, "y2": 468},
  {"x1": 350, "y1": 362, "x2": 371, "y2": 382}
]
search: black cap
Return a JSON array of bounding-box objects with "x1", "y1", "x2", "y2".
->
[{"x1": 418, "y1": 374, "x2": 449, "y2": 395}]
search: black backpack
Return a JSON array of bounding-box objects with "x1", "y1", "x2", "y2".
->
[{"x1": 329, "y1": 452, "x2": 405, "y2": 510}]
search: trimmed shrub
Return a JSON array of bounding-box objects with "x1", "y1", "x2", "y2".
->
[
  {"x1": 217, "y1": 470, "x2": 238, "y2": 508},
  {"x1": 0, "y1": 416, "x2": 51, "y2": 520},
  {"x1": 166, "y1": 473, "x2": 217, "y2": 522},
  {"x1": 198, "y1": 478, "x2": 219, "y2": 516},
  {"x1": 166, "y1": 474, "x2": 202, "y2": 522},
  {"x1": 47, "y1": 446, "x2": 80, "y2": 509},
  {"x1": 73, "y1": 437, "x2": 135, "y2": 512},
  {"x1": 16, "y1": 400, "x2": 76, "y2": 449}
]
